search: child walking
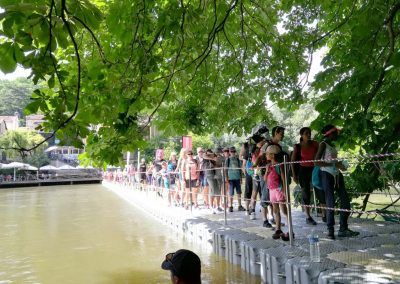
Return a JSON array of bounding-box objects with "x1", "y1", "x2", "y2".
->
[{"x1": 265, "y1": 145, "x2": 291, "y2": 241}]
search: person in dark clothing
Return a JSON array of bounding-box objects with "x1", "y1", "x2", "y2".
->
[
  {"x1": 291, "y1": 127, "x2": 326, "y2": 225},
  {"x1": 314, "y1": 125, "x2": 359, "y2": 240}
]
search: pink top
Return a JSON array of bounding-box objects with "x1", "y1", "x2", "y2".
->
[
  {"x1": 300, "y1": 140, "x2": 319, "y2": 167},
  {"x1": 267, "y1": 165, "x2": 281, "y2": 191},
  {"x1": 184, "y1": 159, "x2": 199, "y2": 180}
]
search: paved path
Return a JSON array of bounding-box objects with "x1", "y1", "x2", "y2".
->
[{"x1": 104, "y1": 182, "x2": 400, "y2": 284}]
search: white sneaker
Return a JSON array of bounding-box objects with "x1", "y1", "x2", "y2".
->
[{"x1": 250, "y1": 212, "x2": 256, "y2": 220}]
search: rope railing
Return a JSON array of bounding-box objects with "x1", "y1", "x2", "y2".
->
[{"x1": 107, "y1": 178, "x2": 400, "y2": 220}]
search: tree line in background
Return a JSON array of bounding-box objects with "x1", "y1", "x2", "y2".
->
[{"x1": 0, "y1": 0, "x2": 399, "y2": 209}]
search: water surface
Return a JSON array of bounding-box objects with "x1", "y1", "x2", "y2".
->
[{"x1": 0, "y1": 185, "x2": 260, "y2": 283}]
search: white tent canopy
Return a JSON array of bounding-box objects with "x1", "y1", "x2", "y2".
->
[
  {"x1": 1, "y1": 162, "x2": 26, "y2": 169},
  {"x1": 39, "y1": 165, "x2": 58, "y2": 170},
  {"x1": 20, "y1": 164, "x2": 38, "y2": 171},
  {"x1": 58, "y1": 164, "x2": 76, "y2": 170},
  {"x1": 44, "y1": 146, "x2": 60, "y2": 153},
  {"x1": 76, "y1": 165, "x2": 94, "y2": 169},
  {"x1": 0, "y1": 162, "x2": 38, "y2": 181}
]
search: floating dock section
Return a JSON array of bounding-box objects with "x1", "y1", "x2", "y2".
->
[{"x1": 106, "y1": 182, "x2": 400, "y2": 284}]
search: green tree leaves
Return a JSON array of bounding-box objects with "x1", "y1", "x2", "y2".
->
[
  {"x1": 0, "y1": 42, "x2": 17, "y2": 73},
  {"x1": 0, "y1": 0, "x2": 398, "y2": 175}
]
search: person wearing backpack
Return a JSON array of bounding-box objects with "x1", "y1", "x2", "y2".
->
[
  {"x1": 258, "y1": 126, "x2": 287, "y2": 227},
  {"x1": 291, "y1": 127, "x2": 326, "y2": 225},
  {"x1": 240, "y1": 135, "x2": 265, "y2": 216},
  {"x1": 265, "y1": 145, "x2": 291, "y2": 241},
  {"x1": 241, "y1": 124, "x2": 270, "y2": 215},
  {"x1": 315, "y1": 125, "x2": 359, "y2": 240},
  {"x1": 224, "y1": 147, "x2": 245, "y2": 212},
  {"x1": 203, "y1": 149, "x2": 224, "y2": 214}
]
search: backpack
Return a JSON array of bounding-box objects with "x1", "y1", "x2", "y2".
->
[
  {"x1": 312, "y1": 141, "x2": 327, "y2": 190},
  {"x1": 275, "y1": 164, "x2": 291, "y2": 190},
  {"x1": 292, "y1": 143, "x2": 301, "y2": 177},
  {"x1": 203, "y1": 159, "x2": 215, "y2": 177},
  {"x1": 226, "y1": 157, "x2": 240, "y2": 169},
  {"x1": 245, "y1": 159, "x2": 254, "y2": 176},
  {"x1": 275, "y1": 150, "x2": 292, "y2": 186},
  {"x1": 312, "y1": 166, "x2": 323, "y2": 190}
]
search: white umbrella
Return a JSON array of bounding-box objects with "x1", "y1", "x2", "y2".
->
[
  {"x1": 58, "y1": 164, "x2": 76, "y2": 170},
  {"x1": 1, "y1": 162, "x2": 26, "y2": 169},
  {"x1": 39, "y1": 165, "x2": 58, "y2": 170},
  {"x1": 44, "y1": 146, "x2": 60, "y2": 153},
  {"x1": 1, "y1": 162, "x2": 30, "y2": 181},
  {"x1": 76, "y1": 165, "x2": 94, "y2": 169},
  {"x1": 20, "y1": 164, "x2": 38, "y2": 171}
]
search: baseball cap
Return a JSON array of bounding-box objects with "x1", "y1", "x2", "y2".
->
[
  {"x1": 251, "y1": 124, "x2": 269, "y2": 136},
  {"x1": 161, "y1": 249, "x2": 201, "y2": 282},
  {"x1": 229, "y1": 146, "x2": 236, "y2": 152}
]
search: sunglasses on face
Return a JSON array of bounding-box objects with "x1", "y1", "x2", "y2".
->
[{"x1": 187, "y1": 153, "x2": 193, "y2": 155}]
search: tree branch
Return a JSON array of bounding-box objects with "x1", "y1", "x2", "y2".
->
[
  {"x1": 21, "y1": 0, "x2": 83, "y2": 152},
  {"x1": 363, "y1": 0, "x2": 400, "y2": 114},
  {"x1": 311, "y1": 0, "x2": 357, "y2": 46},
  {"x1": 71, "y1": 15, "x2": 110, "y2": 64},
  {"x1": 141, "y1": 0, "x2": 187, "y2": 129}
]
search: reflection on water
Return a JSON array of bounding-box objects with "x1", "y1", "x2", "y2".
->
[{"x1": 0, "y1": 185, "x2": 260, "y2": 283}]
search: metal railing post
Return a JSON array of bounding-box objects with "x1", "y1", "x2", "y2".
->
[
  {"x1": 222, "y1": 166, "x2": 227, "y2": 225},
  {"x1": 284, "y1": 155, "x2": 294, "y2": 246},
  {"x1": 189, "y1": 165, "x2": 193, "y2": 213}
]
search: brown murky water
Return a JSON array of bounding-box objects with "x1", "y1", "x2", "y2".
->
[{"x1": 0, "y1": 185, "x2": 260, "y2": 283}]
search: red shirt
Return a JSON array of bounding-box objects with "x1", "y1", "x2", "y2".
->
[{"x1": 300, "y1": 140, "x2": 319, "y2": 167}]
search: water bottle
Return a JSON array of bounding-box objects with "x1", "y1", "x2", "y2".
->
[{"x1": 308, "y1": 230, "x2": 320, "y2": 262}]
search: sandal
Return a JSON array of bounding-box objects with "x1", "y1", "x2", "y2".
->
[{"x1": 281, "y1": 232, "x2": 295, "y2": 241}]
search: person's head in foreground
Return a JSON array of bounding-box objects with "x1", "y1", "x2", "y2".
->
[{"x1": 161, "y1": 249, "x2": 201, "y2": 284}]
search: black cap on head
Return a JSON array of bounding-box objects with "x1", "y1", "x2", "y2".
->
[{"x1": 161, "y1": 249, "x2": 201, "y2": 282}]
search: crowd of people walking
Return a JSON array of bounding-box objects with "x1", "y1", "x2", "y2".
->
[{"x1": 104, "y1": 124, "x2": 359, "y2": 241}]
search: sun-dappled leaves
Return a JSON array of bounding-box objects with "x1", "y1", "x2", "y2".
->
[{"x1": 0, "y1": 0, "x2": 398, "y2": 186}]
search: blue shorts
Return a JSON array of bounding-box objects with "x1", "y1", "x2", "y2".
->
[
  {"x1": 199, "y1": 174, "x2": 208, "y2": 187},
  {"x1": 229, "y1": 179, "x2": 242, "y2": 196}
]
